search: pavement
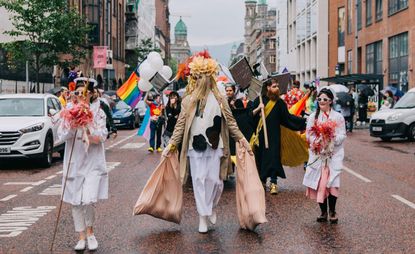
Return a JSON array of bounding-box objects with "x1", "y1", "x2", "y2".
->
[{"x1": 0, "y1": 129, "x2": 414, "y2": 253}]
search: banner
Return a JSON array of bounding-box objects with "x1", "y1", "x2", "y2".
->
[{"x1": 93, "y1": 46, "x2": 107, "y2": 69}]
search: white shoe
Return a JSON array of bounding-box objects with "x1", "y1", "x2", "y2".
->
[
  {"x1": 208, "y1": 211, "x2": 217, "y2": 225},
  {"x1": 74, "y1": 240, "x2": 86, "y2": 251},
  {"x1": 87, "y1": 235, "x2": 98, "y2": 250},
  {"x1": 198, "y1": 216, "x2": 208, "y2": 233}
]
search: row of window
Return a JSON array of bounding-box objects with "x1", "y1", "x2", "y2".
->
[
  {"x1": 347, "y1": 32, "x2": 408, "y2": 84},
  {"x1": 348, "y1": 0, "x2": 408, "y2": 33}
]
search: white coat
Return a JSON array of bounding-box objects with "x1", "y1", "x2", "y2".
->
[
  {"x1": 58, "y1": 100, "x2": 108, "y2": 206},
  {"x1": 303, "y1": 110, "x2": 346, "y2": 190}
]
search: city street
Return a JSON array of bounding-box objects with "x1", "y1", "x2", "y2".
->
[{"x1": 0, "y1": 129, "x2": 414, "y2": 253}]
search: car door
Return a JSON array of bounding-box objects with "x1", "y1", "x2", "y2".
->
[{"x1": 47, "y1": 98, "x2": 60, "y2": 146}]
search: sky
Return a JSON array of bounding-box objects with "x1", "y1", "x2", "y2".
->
[{"x1": 169, "y1": 0, "x2": 276, "y2": 47}]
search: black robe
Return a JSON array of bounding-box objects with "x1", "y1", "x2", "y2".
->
[
  {"x1": 228, "y1": 99, "x2": 255, "y2": 155},
  {"x1": 251, "y1": 96, "x2": 306, "y2": 182}
]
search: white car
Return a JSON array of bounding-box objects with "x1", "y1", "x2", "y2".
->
[
  {"x1": 135, "y1": 100, "x2": 147, "y2": 119},
  {"x1": 370, "y1": 87, "x2": 415, "y2": 141},
  {"x1": 0, "y1": 93, "x2": 65, "y2": 167}
]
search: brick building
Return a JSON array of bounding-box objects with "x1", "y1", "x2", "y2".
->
[
  {"x1": 155, "y1": 0, "x2": 171, "y2": 63},
  {"x1": 329, "y1": 0, "x2": 414, "y2": 92}
]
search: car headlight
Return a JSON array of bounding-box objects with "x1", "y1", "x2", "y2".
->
[
  {"x1": 387, "y1": 113, "x2": 402, "y2": 122},
  {"x1": 124, "y1": 112, "x2": 132, "y2": 117},
  {"x1": 20, "y1": 123, "x2": 45, "y2": 134}
]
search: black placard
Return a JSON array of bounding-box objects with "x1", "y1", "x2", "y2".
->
[{"x1": 229, "y1": 57, "x2": 253, "y2": 90}]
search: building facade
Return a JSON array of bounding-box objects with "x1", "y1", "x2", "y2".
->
[
  {"x1": 287, "y1": 0, "x2": 328, "y2": 84},
  {"x1": 244, "y1": 0, "x2": 277, "y2": 74},
  {"x1": 229, "y1": 42, "x2": 245, "y2": 66},
  {"x1": 170, "y1": 18, "x2": 191, "y2": 64},
  {"x1": 329, "y1": 0, "x2": 414, "y2": 92},
  {"x1": 155, "y1": 0, "x2": 171, "y2": 63},
  {"x1": 275, "y1": 0, "x2": 289, "y2": 73}
]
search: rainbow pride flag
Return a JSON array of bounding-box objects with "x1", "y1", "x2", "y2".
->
[
  {"x1": 117, "y1": 69, "x2": 142, "y2": 108},
  {"x1": 289, "y1": 92, "x2": 310, "y2": 116}
]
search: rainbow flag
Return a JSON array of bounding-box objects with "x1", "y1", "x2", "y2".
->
[
  {"x1": 289, "y1": 92, "x2": 310, "y2": 116},
  {"x1": 117, "y1": 69, "x2": 142, "y2": 108},
  {"x1": 137, "y1": 107, "x2": 151, "y2": 141}
]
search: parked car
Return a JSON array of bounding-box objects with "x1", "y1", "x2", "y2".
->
[
  {"x1": 0, "y1": 93, "x2": 65, "y2": 167},
  {"x1": 135, "y1": 100, "x2": 147, "y2": 120},
  {"x1": 370, "y1": 87, "x2": 415, "y2": 141},
  {"x1": 112, "y1": 100, "x2": 140, "y2": 129}
]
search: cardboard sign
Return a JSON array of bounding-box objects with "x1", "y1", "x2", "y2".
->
[
  {"x1": 269, "y1": 73, "x2": 291, "y2": 94},
  {"x1": 150, "y1": 72, "x2": 171, "y2": 92},
  {"x1": 247, "y1": 78, "x2": 262, "y2": 101},
  {"x1": 229, "y1": 57, "x2": 253, "y2": 90},
  {"x1": 93, "y1": 46, "x2": 107, "y2": 69}
]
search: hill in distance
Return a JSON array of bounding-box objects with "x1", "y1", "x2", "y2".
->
[{"x1": 191, "y1": 41, "x2": 242, "y2": 67}]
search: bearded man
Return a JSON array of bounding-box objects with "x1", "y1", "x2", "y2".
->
[{"x1": 251, "y1": 79, "x2": 306, "y2": 194}]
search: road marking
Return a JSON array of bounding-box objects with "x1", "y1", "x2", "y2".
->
[
  {"x1": 343, "y1": 166, "x2": 372, "y2": 183},
  {"x1": 107, "y1": 162, "x2": 121, "y2": 172},
  {"x1": 0, "y1": 195, "x2": 17, "y2": 202},
  {"x1": 0, "y1": 206, "x2": 55, "y2": 237},
  {"x1": 4, "y1": 180, "x2": 46, "y2": 186},
  {"x1": 105, "y1": 133, "x2": 136, "y2": 151},
  {"x1": 392, "y1": 195, "x2": 415, "y2": 209},
  {"x1": 120, "y1": 142, "x2": 145, "y2": 149},
  {"x1": 39, "y1": 184, "x2": 61, "y2": 196},
  {"x1": 20, "y1": 187, "x2": 33, "y2": 193},
  {"x1": 56, "y1": 170, "x2": 63, "y2": 175},
  {"x1": 45, "y1": 175, "x2": 57, "y2": 180}
]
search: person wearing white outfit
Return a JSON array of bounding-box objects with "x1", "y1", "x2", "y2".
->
[
  {"x1": 58, "y1": 87, "x2": 108, "y2": 250},
  {"x1": 163, "y1": 53, "x2": 250, "y2": 233}
]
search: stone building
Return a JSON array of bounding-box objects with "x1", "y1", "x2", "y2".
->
[{"x1": 170, "y1": 18, "x2": 191, "y2": 64}]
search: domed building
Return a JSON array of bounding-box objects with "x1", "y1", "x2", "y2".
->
[{"x1": 171, "y1": 17, "x2": 191, "y2": 64}]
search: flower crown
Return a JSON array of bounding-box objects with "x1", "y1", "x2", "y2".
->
[{"x1": 188, "y1": 56, "x2": 218, "y2": 78}]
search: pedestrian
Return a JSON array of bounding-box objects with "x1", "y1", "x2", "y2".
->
[
  {"x1": 303, "y1": 88, "x2": 346, "y2": 224},
  {"x1": 163, "y1": 91, "x2": 181, "y2": 145},
  {"x1": 357, "y1": 90, "x2": 368, "y2": 125},
  {"x1": 57, "y1": 88, "x2": 108, "y2": 251},
  {"x1": 251, "y1": 78, "x2": 306, "y2": 194},
  {"x1": 59, "y1": 87, "x2": 70, "y2": 108},
  {"x1": 163, "y1": 54, "x2": 250, "y2": 233},
  {"x1": 145, "y1": 93, "x2": 164, "y2": 152},
  {"x1": 340, "y1": 98, "x2": 354, "y2": 133},
  {"x1": 95, "y1": 88, "x2": 117, "y2": 139},
  {"x1": 385, "y1": 90, "x2": 395, "y2": 108}
]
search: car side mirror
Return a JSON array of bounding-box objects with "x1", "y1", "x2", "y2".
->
[{"x1": 49, "y1": 108, "x2": 57, "y2": 116}]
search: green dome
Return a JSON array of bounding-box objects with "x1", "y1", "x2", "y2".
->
[
  {"x1": 245, "y1": 0, "x2": 257, "y2": 3},
  {"x1": 175, "y1": 18, "x2": 187, "y2": 36},
  {"x1": 258, "y1": 0, "x2": 267, "y2": 5}
]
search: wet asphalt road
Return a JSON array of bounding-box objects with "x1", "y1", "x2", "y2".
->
[{"x1": 0, "y1": 129, "x2": 414, "y2": 253}]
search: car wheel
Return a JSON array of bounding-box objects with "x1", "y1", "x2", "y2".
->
[
  {"x1": 380, "y1": 137, "x2": 392, "y2": 142},
  {"x1": 408, "y1": 123, "x2": 415, "y2": 141},
  {"x1": 40, "y1": 135, "x2": 53, "y2": 168}
]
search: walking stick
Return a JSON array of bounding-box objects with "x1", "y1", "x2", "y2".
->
[
  {"x1": 258, "y1": 94, "x2": 269, "y2": 149},
  {"x1": 50, "y1": 129, "x2": 78, "y2": 253}
]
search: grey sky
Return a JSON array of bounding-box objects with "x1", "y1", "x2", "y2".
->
[{"x1": 169, "y1": 0, "x2": 276, "y2": 47}]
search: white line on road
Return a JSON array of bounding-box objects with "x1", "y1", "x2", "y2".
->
[
  {"x1": 343, "y1": 166, "x2": 372, "y2": 183},
  {"x1": 392, "y1": 195, "x2": 415, "y2": 209},
  {"x1": 20, "y1": 187, "x2": 33, "y2": 193},
  {"x1": 120, "y1": 142, "x2": 145, "y2": 149},
  {"x1": 4, "y1": 180, "x2": 46, "y2": 186},
  {"x1": 56, "y1": 170, "x2": 63, "y2": 175},
  {"x1": 45, "y1": 175, "x2": 57, "y2": 180},
  {"x1": 106, "y1": 133, "x2": 137, "y2": 151},
  {"x1": 0, "y1": 195, "x2": 17, "y2": 202}
]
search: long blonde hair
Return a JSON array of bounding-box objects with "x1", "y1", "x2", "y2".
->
[{"x1": 187, "y1": 74, "x2": 222, "y2": 114}]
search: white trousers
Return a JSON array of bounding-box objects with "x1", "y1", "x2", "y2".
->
[
  {"x1": 72, "y1": 204, "x2": 95, "y2": 232},
  {"x1": 188, "y1": 147, "x2": 223, "y2": 216}
]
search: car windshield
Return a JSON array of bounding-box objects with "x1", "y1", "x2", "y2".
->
[
  {"x1": 0, "y1": 98, "x2": 44, "y2": 117},
  {"x1": 394, "y1": 92, "x2": 415, "y2": 109},
  {"x1": 115, "y1": 100, "x2": 131, "y2": 110}
]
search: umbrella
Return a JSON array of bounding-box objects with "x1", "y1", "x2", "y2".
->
[
  {"x1": 382, "y1": 85, "x2": 404, "y2": 97},
  {"x1": 358, "y1": 85, "x2": 375, "y2": 97},
  {"x1": 47, "y1": 87, "x2": 65, "y2": 96},
  {"x1": 327, "y1": 84, "x2": 349, "y2": 93},
  {"x1": 336, "y1": 92, "x2": 354, "y2": 107}
]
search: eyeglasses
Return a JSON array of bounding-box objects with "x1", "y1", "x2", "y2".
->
[
  {"x1": 317, "y1": 98, "x2": 331, "y2": 102},
  {"x1": 73, "y1": 91, "x2": 80, "y2": 96}
]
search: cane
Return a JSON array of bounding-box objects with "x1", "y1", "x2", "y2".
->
[
  {"x1": 50, "y1": 129, "x2": 78, "y2": 253},
  {"x1": 258, "y1": 93, "x2": 269, "y2": 149}
]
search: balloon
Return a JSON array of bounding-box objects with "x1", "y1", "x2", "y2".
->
[
  {"x1": 160, "y1": 65, "x2": 173, "y2": 79},
  {"x1": 148, "y1": 56, "x2": 164, "y2": 72},
  {"x1": 139, "y1": 61, "x2": 156, "y2": 81},
  {"x1": 147, "y1": 51, "x2": 161, "y2": 62},
  {"x1": 138, "y1": 79, "x2": 153, "y2": 92}
]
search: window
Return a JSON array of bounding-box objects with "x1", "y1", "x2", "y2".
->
[
  {"x1": 269, "y1": 40, "x2": 276, "y2": 49},
  {"x1": 388, "y1": 0, "x2": 408, "y2": 15},
  {"x1": 347, "y1": 50, "x2": 353, "y2": 74},
  {"x1": 375, "y1": 0, "x2": 383, "y2": 21},
  {"x1": 269, "y1": 55, "x2": 276, "y2": 64},
  {"x1": 366, "y1": 0, "x2": 372, "y2": 26},
  {"x1": 338, "y1": 7, "x2": 345, "y2": 47},
  {"x1": 366, "y1": 41, "x2": 382, "y2": 74},
  {"x1": 347, "y1": 0, "x2": 352, "y2": 34},
  {"x1": 389, "y1": 32, "x2": 408, "y2": 88},
  {"x1": 357, "y1": 0, "x2": 362, "y2": 30}
]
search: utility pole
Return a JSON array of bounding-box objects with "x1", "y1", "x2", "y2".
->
[{"x1": 354, "y1": 0, "x2": 359, "y2": 74}]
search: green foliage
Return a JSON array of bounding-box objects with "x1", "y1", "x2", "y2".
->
[{"x1": 0, "y1": 0, "x2": 91, "y2": 90}]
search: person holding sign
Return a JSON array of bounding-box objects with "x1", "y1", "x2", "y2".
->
[{"x1": 250, "y1": 79, "x2": 306, "y2": 194}]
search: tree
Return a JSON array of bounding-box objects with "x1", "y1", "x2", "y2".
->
[
  {"x1": 125, "y1": 38, "x2": 160, "y2": 76},
  {"x1": 0, "y1": 0, "x2": 91, "y2": 92}
]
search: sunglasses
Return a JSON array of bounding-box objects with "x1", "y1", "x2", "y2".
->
[{"x1": 317, "y1": 98, "x2": 331, "y2": 102}]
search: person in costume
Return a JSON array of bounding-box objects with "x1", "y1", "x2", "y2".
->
[
  {"x1": 250, "y1": 79, "x2": 306, "y2": 194},
  {"x1": 163, "y1": 91, "x2": 181, "y2": 145},
  {"x1": 145, "y1": 93, "x2": 164, "y2": 152},
  {"x1": 163, "y1": 53, "x2": 251, "y2": 233},
  {"x1": 57, "y1": 86, "x2": 108, "y2": 251},
  {"x1": 283, "y1": 80, "x2": 305, "y2": 109},
  {"x1": 303, "y1": 88, "x2": 346, "y2": 224}
]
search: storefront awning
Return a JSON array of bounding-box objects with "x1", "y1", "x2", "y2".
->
[{"x1": 321, "y1": 74, "x2": 384, "y2": 85}]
